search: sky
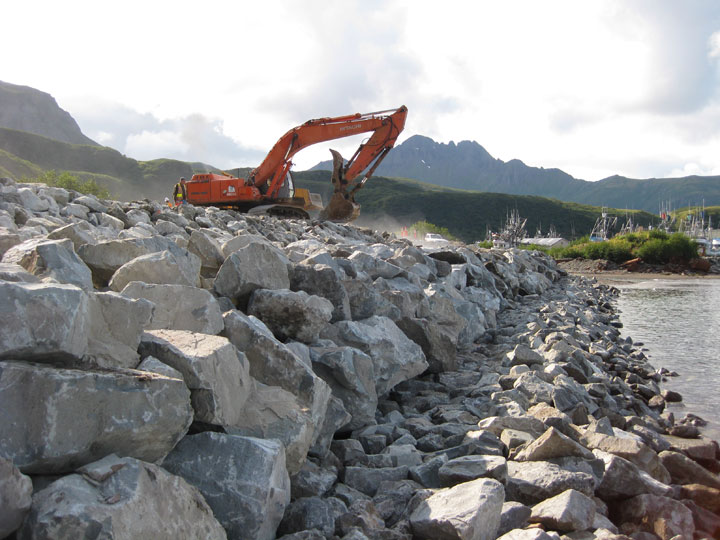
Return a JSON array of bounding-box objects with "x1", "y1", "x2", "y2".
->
[{"x1": 3, "y1": 0, "x2": 720, "y2": 182}]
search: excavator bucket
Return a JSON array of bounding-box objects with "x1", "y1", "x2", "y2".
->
[{"x1": 319, "y1": 149, "x2": 361, "y2": 222}]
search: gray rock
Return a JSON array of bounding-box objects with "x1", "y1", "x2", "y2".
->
[
  {"x1": 397, "y1": 317, "x2": 457, "y2": 373},
  {"x1": 438, "y1": 455, "x2": 508, "y2": 486},
  {"x1": 513, "y1": 427, "x2": 594, "y2": 462},
  {"x1": 507, "y1": 344, "x2": 544, "y2": 367},
  {"x1": 310, "y1": 344, "x2": 378, "y2": 431},
  {"x1": 658, "y1": 450, "x2": 720, "y2": 489},
  {"x1": 19, "y1": 454, "x2": 226, "y2": 539},
  {"x1": 529, "y1": 488, "x2": 595, "y2": 532},
  {"x1": 616, "y1": 493, "x2": 695, "y2": 540},
  {"x1": 121, "y1": 281, "x2": 224, "y2": 334},
  {"x1": 309, "y1": 396, "x2": 352, "y2": 458},
  {"x1": 138, "y1": 329, "x2": 252, "y2": 426},
  {"x1": 137, "y1": 356, "x2": 184, "y2": 379},
  {"x1": 222, "y1": 310, "x2": 330, "y2": 417},
  {"x1": 2, "y1": 237, "x2": 93, "y2": 290},
  {"x1": 277, "y1": 496, "x2": 340, "y2": 538},
  {"x1": 409, "y1": 477, "x2": 505, "y2": 540},
  {"x1": 163, "y1": 432, "x2": 290, "y2": 540},
  {"x1": 109, "y1": 248, "x2": 201, "y2": 291},
  {"x1": 410, "y1": 455, "x2": 449, "y2": 488},
  {"x1": 344, "y1": 466, "x2": 409, "y2": 496},
  {"x1": 594, "y1": 449, "x2": 672, "y2": 500},
  {"x1": 498, "y1": 501, "x2": 532, "y2": 536},
  {"x1": 291, "y1": 459, "x2": 338, "y2": 499},
  {"x1": 0, "y1": 457, "x2": 32, "y2": 538},
  {"x1": 321, "y1": 315, "x2": 428, "y2": 396},
  {"x1": 247, "y1": 288, "x2": 333, "y2": 343},
  {"x1": 291, "y1": 263, "x2": 351, "y2": 322},
  {"x1": 226, "y1": 382, "x2": 324, "y2": 474},
  {"x1": 78, "y1": 236, "x2": 194, "y2": 286},
  {"x1": 0, "y1": 282, "x2": 89, "y2": 363},
  {"x1": 505, "y1": 461, "x2": 596, "y2": 505},
  {"x1": 85, "y1": 291, "x2": 153, "y2": 368},
  {"x1": 213, "y1": 242, "x2": 291, "y2": 308},
  {"x1": 187, "y1": 229, "x2": 225, "y2": 274},
  {"x1": 0, "y1": 361, "x2": 193, "y2": 474}
]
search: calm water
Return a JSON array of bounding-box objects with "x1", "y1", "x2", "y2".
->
[{"x1": 614, "y1": 278, "x2": 720, "y2": 441}]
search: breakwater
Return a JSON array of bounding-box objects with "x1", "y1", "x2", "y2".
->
[{"x1": 0, "y1": 177, "x2": 719, "y2": 539}]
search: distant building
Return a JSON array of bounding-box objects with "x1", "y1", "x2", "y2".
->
[{"x1": 520, "y1": 237, "x2": 569, "y2": 248}]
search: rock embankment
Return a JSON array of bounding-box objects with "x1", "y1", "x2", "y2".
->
[{"x1": 0, "y1": 177, "x2": 719, "y2": 539}]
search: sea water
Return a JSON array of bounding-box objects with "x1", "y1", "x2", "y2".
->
[{"x1": 614, "y1": 278, "x2": 720, "y2": 441}]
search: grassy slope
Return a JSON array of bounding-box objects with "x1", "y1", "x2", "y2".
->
[{"x1": 293, "y1": 170, "x2": 656, "y2": 243}]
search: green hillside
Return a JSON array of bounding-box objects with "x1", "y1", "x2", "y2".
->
[
  {"x1": 293, "y1": 171, "x2": 657, "y2": 243},
  {"x1": 0, "y1": 128, "x2": 217, "y2": 201}
]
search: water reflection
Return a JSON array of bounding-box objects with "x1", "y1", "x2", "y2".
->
[{"x1": 615, "y1": 279, "x2": 720, "y2": 440}]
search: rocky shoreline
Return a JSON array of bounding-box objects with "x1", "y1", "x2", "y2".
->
[{"x1": 1, "y1": 178, "x2": 719, "y2": 539}]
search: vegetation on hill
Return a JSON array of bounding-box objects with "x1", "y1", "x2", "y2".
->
[
  {"x1": 545, "y1": 230, "x2": 698, "y2": 264},
  {"x1": 22, "y1": 170, "x2": 111, "y2": 198},
  {"x1": 294, "y1": 171, "x2": 657, "y2": 243}
]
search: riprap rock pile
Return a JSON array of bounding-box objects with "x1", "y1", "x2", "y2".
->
[{"x1": 0, "y1": 177, "x2": 718, "y2": 540}]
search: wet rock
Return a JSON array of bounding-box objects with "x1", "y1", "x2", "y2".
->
[
  {"x1": 409, "y1": 477, "x2": 505, "y2": 540},
  {"x1": 163, "y1": 432, "x2": 290, "y2": 540},
  {"x1": 0, "y1": 361, "x2": 192, "y2": 474}
]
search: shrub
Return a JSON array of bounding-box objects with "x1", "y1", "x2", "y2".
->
[{"x1": 22, "y1": 170, "x2": 111, "y2": 199}]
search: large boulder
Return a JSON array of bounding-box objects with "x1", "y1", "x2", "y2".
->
[
  {"x1": 614, "y1": 494, "x2": 695, "y2": 540},
  {"x1": 505, "y1": 461, "x2": 596, "y2": 505},
  {"x1": 528, "y1": 489, "x2": 596, "y2": 533},
  {"x1": 0, "y1": 457, "x2": 32, "y2": 539},
  {"x1": 397, "y1": 317, "x2": 457, "y2": 373},
  {"x1": 2, "y1": 237, "x2": 93, "y2": 290},
  {"x1": 138, "y1": 329, "x2": 252, "y2": 426},
  {"x1": 121, "y1": 282, "x2": 224, "y2": 334},
  {"x1": 187, "y1": 229, "x2": 225, "y2": 275},
  {"x1": 594, "y1": 449, "x2": 672, "y2": 500},
  {"x1": 213, "y1": 242, "x2": 291, "y2": 308},
  {"x1": 309, "y1": 344, "x2": 378, "y2": 432},
  {"x1": 222, "y1": 310, "x2": 330, "y2": 418},
  {"x1": 109, "y1": 249, "x2": 201, "y2": 291},
  {"x1": 85, "y1": 291, "x2": 153, "y2": 369},
  {"x1": 409, "y1": 477, "x2": 505, "y2": 540},
  {"x1": 163, "y1": 432, "x2": 290, "y2": 540},
  {"x1": 226, "y1": 382, "x2": 324, "y2": 474},
  {"x1": 320, "y1": 315, "x2": 428, "y2": 396},
  {"x1": 291, "y1": 263, "x2": 351, "y2": 322},
  {"x1": 0, "y1": 282, "x2": 89, "y2": 363},
  {"x1": 20, "y1": 454, "x2": 226, "y2": 539},
  {"x1": 247, "y1": 289, "x2": 333, "y2": 343},
  {"x1": 0, "y1": 361, "x2": 193, "y2": 474},
  {"x1": 77, "y1": 236, "x2": 194, "y2": 286}
]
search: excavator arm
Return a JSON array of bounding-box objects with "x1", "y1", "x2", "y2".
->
[{"x1": 247, "y1": 106, "x2": 408, "y2": 221}]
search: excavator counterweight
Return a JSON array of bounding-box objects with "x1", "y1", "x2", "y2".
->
[{"x1": 184, "y1": 106, "x2": 407, "y2": 222}]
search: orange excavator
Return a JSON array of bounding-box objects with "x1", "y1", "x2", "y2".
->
[{"x1": 185, "y1": 105, "x2": 408, "y2": 221}]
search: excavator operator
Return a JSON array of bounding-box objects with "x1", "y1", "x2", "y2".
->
[{"x1": 173, "y1": 178, "x2": 187, "y2": 206}]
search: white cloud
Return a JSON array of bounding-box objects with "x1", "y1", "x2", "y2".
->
[{"x1": 2, "y1": 0, "x2": 720, "y2": 181}]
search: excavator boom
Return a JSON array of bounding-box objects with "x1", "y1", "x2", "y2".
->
[{"x1": 186, "y1": 106, "x2": 407, "y2": 222}]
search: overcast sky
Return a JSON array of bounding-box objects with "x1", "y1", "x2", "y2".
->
[{"x1": 3, "y1": 0, "x2": 720, "y2": 181}]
